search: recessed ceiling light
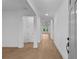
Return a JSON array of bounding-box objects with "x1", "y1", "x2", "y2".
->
[{"x1": 45, "y1": 13, "x2": 48, "y2": 16}]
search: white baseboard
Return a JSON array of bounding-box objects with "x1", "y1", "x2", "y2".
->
[
  {"x1": 24, "y1": 40, "x2": 33, "y2": 43},
  {"x1": 2, "y1": 44, "x2": 18, "y2": 48},
  {"x1": 2, "y1": 41, "x2": 40, "y2": 48}
]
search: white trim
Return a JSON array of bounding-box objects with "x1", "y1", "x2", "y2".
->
[
  {"x1": 2, "y1": 44, "x2": 18, "y2": 48},
  {"x1": 27, "y1": 0, "x2": 38, "y2": 16}
]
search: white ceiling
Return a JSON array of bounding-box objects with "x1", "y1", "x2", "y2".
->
[
  {"x1": 2, "y1": 0, "x2": 34, "y2": 12},
  {"x1": 40, "y1": 16, "x2": 52, "y2": 25},
  {"x1": 2, "y1": 0, "x2": 64, "y2": 18},
  {"x1": 2, "y1": 0, "x2": 36, "y2": 16},
  {"x1": 28, "y1": 0, "x2": 64, "y2": 17},
  {"x1": 3, "y1": 0, "x2": 25, "y2": 11}
]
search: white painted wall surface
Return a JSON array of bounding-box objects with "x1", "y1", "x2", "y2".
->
[
  {"x1": 2, "y1": 10, "x2": 31, "y2": 47},
  {"x1": 54, "y1": 0, "x2": 68, "y2": 59},
  {"x1": 50, "y1": 20, "x2": 54, "y2": 39}
]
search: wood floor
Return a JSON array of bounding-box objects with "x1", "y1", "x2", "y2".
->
[{"x1": 2, "y1": 33, "x2": 63, "y2": 59}]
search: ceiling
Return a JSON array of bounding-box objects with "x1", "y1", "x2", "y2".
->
[
  {"x1": 2, "y1": 0, "x2": 35, "y2": 15},
  {"x1": 3, "y1": 0, "x2": 25, "y2": 11},
  {"x1": 40, "y1": 16, "x2": 52, "y2": 26},
  {"x1": 28, "y1": 0, "x2": 64, "y2": 17},
  {"x1": 2, "y1": 0, "x2": 64, "y2": 17}
]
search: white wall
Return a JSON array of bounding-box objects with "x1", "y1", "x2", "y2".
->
[
  {"x1": 2, "y1": 10, "x2": 34, "y2": 47},
  {"x1": 49, "y1": 19, "x2": 54, "y2": 39},
  {"x1": 54, "y1": 0, "x2": 68, "y2": 59}
]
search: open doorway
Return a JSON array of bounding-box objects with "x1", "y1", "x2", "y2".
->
[
  {"x1": 23, "y1": 16, "x2": 34, "y2": 47},
  {"x1": 40, "y1": 16, "x2": 54, "y2": 40}
]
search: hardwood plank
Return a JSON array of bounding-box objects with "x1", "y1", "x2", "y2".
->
[{"x1": 2, "y1": 33, "x2": 63, "y2": 59}]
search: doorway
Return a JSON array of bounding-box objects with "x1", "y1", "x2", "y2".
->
[
  {"x1": 23, "y1": 16, "x2": 34, "y2": 44},
  {"x1": 41, "y1": 24, "x2": 48, "y2": 33}
]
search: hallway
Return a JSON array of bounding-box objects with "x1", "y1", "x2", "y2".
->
[
  {"x1": 3, "y1": 33, "x2": 63, "y2": 59},
  {"x1": 39, "y1": 33, "x2": 63, "y2": 59}
]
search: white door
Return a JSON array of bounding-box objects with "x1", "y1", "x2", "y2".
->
[{"x1": 23, "y1": 16, "x2": 34, "y2": 43}]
